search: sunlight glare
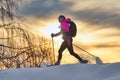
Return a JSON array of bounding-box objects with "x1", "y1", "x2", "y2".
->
[
  {"x1": 42, "y1": 22, "x2": 63, "y2": 42},
  {"x1": 79, "y1": 34, "x2": 91, "y2": 43},
  {"x1": 43, "y1": 22, "x2": 60, "y2": 37}
]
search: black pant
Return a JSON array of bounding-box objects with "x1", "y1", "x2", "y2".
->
[{"x1": 57, "y1": 38, "x2": 82, "y2": 63}]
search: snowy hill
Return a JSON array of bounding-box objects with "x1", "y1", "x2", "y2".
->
[{"x1": 0, "y1": 63, "x2": 120, "y2": 80}]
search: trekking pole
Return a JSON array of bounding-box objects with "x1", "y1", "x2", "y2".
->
[
  {"x1": 73, "y1": 44, "x2": 95, "y2": 57},
  {"x1": 73, "y1": 44, "x2": 103, "y2": 64},
  {"x1": 52, "y1": 37, "x2": 55, "y2": 64}
]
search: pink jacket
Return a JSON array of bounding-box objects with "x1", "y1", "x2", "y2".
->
[{"x1": 60, "y1": 18, "x2": 71, "y2": 32}]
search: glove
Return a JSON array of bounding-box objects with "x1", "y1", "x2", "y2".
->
[{"x1": 51, "y1": 33, "x2": 54, "y2": 37}]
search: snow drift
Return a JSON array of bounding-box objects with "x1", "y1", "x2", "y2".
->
[{"x1": 0, "y1": 62, "x2": 120, "y2": 80}]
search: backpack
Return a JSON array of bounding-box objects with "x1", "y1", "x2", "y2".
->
[{"x1": 68, "y1": 21, "x2": 77, "y2": 37}]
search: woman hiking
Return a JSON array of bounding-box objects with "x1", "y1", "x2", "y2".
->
[{"x1": 51, "y1": 15, "x2": 88, "y2": 65}]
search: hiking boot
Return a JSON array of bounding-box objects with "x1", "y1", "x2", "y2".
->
[
  {"x1": 81, "y1": 59, "x2": 88, "y2": 64},
  {"x1": 54, "y1": 61, "x2": 60, "y2": 65}
]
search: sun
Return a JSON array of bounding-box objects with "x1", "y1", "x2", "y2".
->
[
  {"x1": 43, "y1": 22, "x2": 60, "y2": 37},
  {"x1": 40, "y1": 22, "x2": 62, "y2": 41}
]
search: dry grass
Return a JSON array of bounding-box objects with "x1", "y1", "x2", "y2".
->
[{"x1": 0, "y1": 22, "x2": 54, "y2": 69}]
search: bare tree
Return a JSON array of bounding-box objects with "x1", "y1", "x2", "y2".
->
[
  {"x1": 0, "y1": 22, "x2": 54, "y2": 69},
  {"x1": 0, "y1": 0, "x2": 54, "y2": 69},
  {"x1": 0, "y1": 0, "x2": 22, "y2": 22}
]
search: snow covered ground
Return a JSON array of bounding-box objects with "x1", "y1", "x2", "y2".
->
[{"x1": 0, "y1": 62, "x2": 120, "y2": 80}]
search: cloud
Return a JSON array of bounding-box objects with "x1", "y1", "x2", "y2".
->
[
  {"x1": 95, "y1": 44, "x2": 120, "y2": 48},
  {"x1": 71, "y1": 8, "x2": 120, "y2": 28},
  {"x1": 20, "y1": 0, "x2": 73, "y2": 18},
  {"x1": 19, "y1": 0, "x2": 120, "y2": 29},
  {"x1": 19, "y1": 0, "x2": 120, "y2": 45}
]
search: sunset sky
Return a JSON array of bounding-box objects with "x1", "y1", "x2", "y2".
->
[{"x1": 18, "y1": 0, "x2": 120, "y2": 63}]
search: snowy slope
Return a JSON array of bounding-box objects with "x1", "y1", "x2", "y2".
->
[{"x1": 0, "y1": 63, "x2": 120, "y2": 80}]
